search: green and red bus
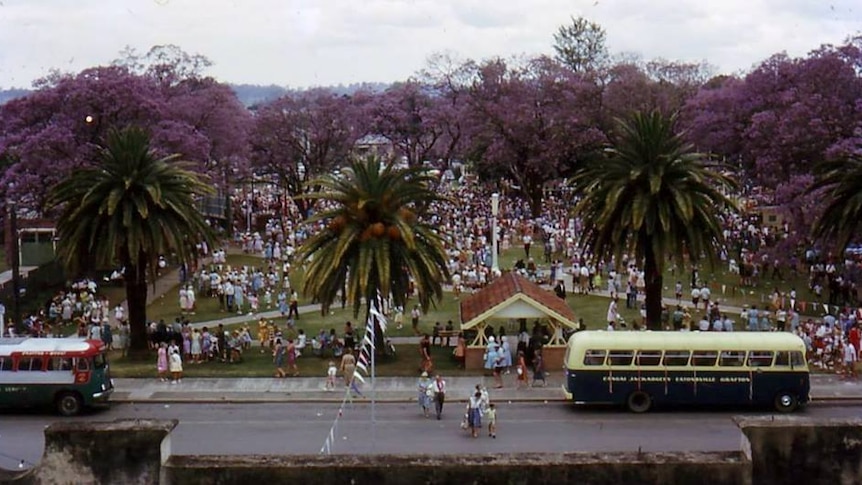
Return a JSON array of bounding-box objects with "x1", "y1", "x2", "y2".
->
[
  {"x1": 563, "y1": 331, "x2": 810, "y2": 413},
  {"x1": 0, "y1": 338, "x2": 113, "y2": 416}
]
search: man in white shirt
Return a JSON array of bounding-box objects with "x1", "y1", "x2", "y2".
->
[
  {"x1": 843, "y1": 340, "x2": 858, "y2": 378},
  {"x1": 691, "y1": 287, "x2": 701, "y2": 310},
  {"x1": 224, "y1": 281, "x2": 235, "y2": 312},
  {"x1": 700, "y1": 285, "x2": 711, "y2": 308},
  {"x1": 606, "y1": 297, "x2": 619, "y2": 327},
  {"x1": 432, "y1": 374, "x2": 446, "y2": 420}
]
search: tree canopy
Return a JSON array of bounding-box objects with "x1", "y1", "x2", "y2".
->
[
  {"x1": 47, "y1": 126, "x2": 216, "y2": 353},
  {"x1": 570, "y1": 111, "x2": 737, "y2": 328},
  {"x1": 294, "y1": 157, "x2": 450, "y2": 318}
]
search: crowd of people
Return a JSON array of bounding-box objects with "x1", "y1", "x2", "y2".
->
[
  {"x1": 4, "y1": 278, "x2": 131, "y2": 353},
  {"x1": 6, "y1": 168, "x2": 861, "y2": 388}
]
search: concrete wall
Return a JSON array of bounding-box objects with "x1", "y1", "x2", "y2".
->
[
  {"x1": 738, "y1": 416, "x2": 862, "y2": 485},
  {"x1": 161, "y1": 452, "x2": 749, "y2": 485},
  {"x1": 4, "y1": 418, "x2": 862, "y2": 484},
  {"x1": 1, "y1": 419, "x2": 175, "y2": 485}
]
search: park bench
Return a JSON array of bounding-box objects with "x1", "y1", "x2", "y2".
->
[{"x1": 437, "y1": 329, "x2": 459, "y2": 346}]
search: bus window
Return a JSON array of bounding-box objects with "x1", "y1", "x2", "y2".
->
[
  {"x1": 663, "y1": 350, "x2": 691, "y2": 366},
  {"x1": 747, "y1": 351, "x2": 774, "y2": 367},
  {"x1": 608, "y1": 350, "x2": 634, "y2": 366},
  {"x1": 17, "y1": 357, "x2": 44, "y2": 371},
  {"x1": 636, "y1": 350, "x2": 662, "y2": 366},
  {"x1": 583, "y1": 350, "x2": 607, "y2": 366},
  {"x1": 774, "y1": 351, "x2": 790, "y2": 366},
  {"x1": 719, "y1": 351, "x2": 746, "y2": 367},
  {"x1": 50, "y1": 357, "x2": 73, "y2": 371},
  {"x1": 0, "y1": 357, "x2": 11, "y2": 371},
  {"x1": 691, "y1": 350, "x2": 718, "y2": 366},
  {"x1": 94, "y1": 354, "x2": 106, "y2": 368},
  {"x1": 790, "y1": 351, "x2": 805, "y2": 367},
  {"x1": 73, "y1": 358, "x2": 90, "y2": 371}
]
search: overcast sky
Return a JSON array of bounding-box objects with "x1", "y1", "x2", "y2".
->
[{"x1": 0, "y1": 0, "x2": 859, "y2": 89}]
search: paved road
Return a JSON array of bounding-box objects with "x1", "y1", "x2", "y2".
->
[{"x1": 2, "y1": 402, "x2": 860, "y2": 471}]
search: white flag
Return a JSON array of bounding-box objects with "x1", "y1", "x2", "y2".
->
[
  {"x1": 363, "y1": 334, "x2": 375, "y2": 349},
  {"x1": 356, "y1": 361, "x2": 367, "y2": 373},
  {"x1": 352, "y1": 372, "x2": 365, "y2": 383}
]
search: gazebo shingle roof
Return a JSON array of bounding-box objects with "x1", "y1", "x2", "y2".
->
[{"x1": 459, "y1": 271, "x2": 576, "y2": 325}]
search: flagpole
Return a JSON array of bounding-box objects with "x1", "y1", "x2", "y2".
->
[{"x1": 370, "y1": 299, "x2": 377, "y2": 453}]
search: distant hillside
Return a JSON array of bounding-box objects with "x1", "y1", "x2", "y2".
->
[
  {"x1": 0, "y1": 88, "x2": 30, "y2": 105},
  {"x1": 1, "y1": 82, "x2": 392, "y2": 109},
  {"x1": 229, "y1": 84, "x2": 288, "y2": 107},
  {"x1": 231, "y1": 82, "x2": 390, "y2": 107}
]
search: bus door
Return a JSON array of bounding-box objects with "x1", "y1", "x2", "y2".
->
[
  {"x1": 634, "y1": 350, "x2": 663, "y2": 396},
  {"x1": 746, "y1": 351, "x2": 776, "y2": 404},
  {"x1": 662, "y1": 350, "x2": 693, "y2": 403},
  {"x1": 73, "y1": 357, "x2": 92, "y2": 384},
  {"x1": 714, "y1": 350, "x2": 750, "y2": 404},
  {"x1": 13, "y1": 356, "x2": 45, "y2": 406},
  {"x1": 689, "y1": 350, "x2": 719, "y2": 403},
  {"x1": 606, "y1": 350, "x2": 635, "y2": 399}
]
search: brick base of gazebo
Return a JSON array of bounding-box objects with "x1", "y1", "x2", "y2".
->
[{"x1": 464, "y1": 345, "x2": 566, "y2": 372}]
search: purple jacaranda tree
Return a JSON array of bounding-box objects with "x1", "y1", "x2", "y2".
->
[
  {"x1": 416, "y1": 52, "x2": 476, "y2": 169},
  {"x1": 0, "y1": 55, "x2": 251, "y2": 219},
  {"x1": 681, "y1": 37, "x2": 862, "y2": 262},
  {"x1": 249, "y1": 89, "x2": 359, "y2": 218},
  {"x1": 157, "y1": 77, "x2": 252, "y2": 186},
  {"x1": 119, "y1": 45, "x2": 252, "y2": 186},
  {"x1": 464, "y1": 56, "x2": 606, "y2": 217},
  {"x1": 367, "y1": 81, "x2": 444, "y2": 168},
  {"x1": 0, "y1": 66, "x2": 166, "y2": 215},
  {"x1": 604, "y1": 58, "x2": 712, "y2": 124}
]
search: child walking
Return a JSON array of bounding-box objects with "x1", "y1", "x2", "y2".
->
[
  {"x1": 326, "y1": 361, "x2": 337, "y2": 391},
  {"x1": 169, "y1": 348, "x2": 183, "y2": 384},
  {"x1": 486, "y1": 403, "x2": 497, "y2": 438}
]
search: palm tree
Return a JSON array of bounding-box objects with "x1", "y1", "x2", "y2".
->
[
  {"x1": 569, "y1": 111, "x2": 737, "y2": 329},
  {"x1": 809, "y1": 155, "x2": 862, "y2": 252},
  {"x1": 47, "y1": 126, "x2": 215, "y2": 354},
  {"x1": 294, "y1": 157, "x2": 450, "y2": 324}
]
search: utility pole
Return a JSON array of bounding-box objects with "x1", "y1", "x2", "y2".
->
[{"x1": 8, "y1": 201, "x2": 21, "y2": 334}]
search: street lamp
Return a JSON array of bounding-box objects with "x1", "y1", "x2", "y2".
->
[{"x1": 491, "y1": 193, "x2": 499, "y2": 274}]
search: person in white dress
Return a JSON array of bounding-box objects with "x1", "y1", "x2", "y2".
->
[
  {"x1": 186, "y1": 286, "x2": 196, "y2": 315},
  {"x1": 179, "y1": 287, "x2": 189, "y2": 314}
]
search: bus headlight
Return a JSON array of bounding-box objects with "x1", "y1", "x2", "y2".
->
[{"x1": 101, "y1": 383, "x2": 106, "y2": 391}]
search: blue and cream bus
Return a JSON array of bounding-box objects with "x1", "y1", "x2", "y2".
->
[
  {"x1": 563, "y1": 331, "x2": 809, "y2": 413},
  {"x1": 0, "y1": 338, "x2": 114, "y2": 416}
]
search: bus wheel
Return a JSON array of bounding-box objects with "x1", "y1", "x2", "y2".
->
[
  {"x1": 56, "y1": 392, "x2": 83, "y2": 417},
  {"x1": 626, "y1": 391, "x2": 652, "y2": 413},
  {"x1": 773, "y1": 392, "x2": 798, "y2": 413}
]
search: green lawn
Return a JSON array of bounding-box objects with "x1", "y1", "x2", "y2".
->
[
  {"x1": 146, "y1": 254, "x2": 307, "y2": 325},
  {"x1": 107, "y1": 344, "x2": 472, "y2": 378},
  {"x1": 108, "y1": 245, "x2": 827, "y2": 379}
]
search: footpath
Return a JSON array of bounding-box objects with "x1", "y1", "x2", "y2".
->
[
  {"x1": 111, "y1": 373, "x2": 862, "y2": 404},
  {"x1": 110, "y1": 248, "x2": 862, "y2": 405}
]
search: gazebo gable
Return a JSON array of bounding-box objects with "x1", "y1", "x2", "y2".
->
[
  {"x1": 458, "y1": 272, "x2": 577, "y2": 346},
  {"x1": 460, "y1": 292, "x2": 576, "y2": 330}
]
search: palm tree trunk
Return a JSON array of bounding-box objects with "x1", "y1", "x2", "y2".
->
[
  {"x1": 125, "y1": 255, "x2": 150, "y2": 357},
  {"x1": 644, "y1": 246, "x2": 663, "y2": 330}
]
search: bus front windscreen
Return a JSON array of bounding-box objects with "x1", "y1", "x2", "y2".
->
[{"x1": 93, "y1": 354, "x2": 107, "y2": 368}]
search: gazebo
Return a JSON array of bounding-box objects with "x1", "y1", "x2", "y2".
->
[{"x1": 459, "y1": 272, "x2": 579, "y2": 371}]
